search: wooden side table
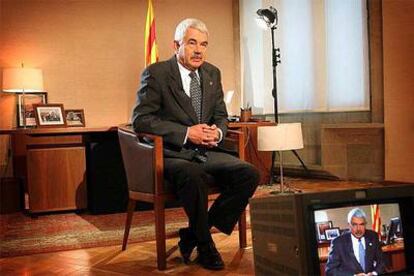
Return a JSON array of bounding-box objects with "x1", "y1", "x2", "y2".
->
[{"x1": 228, "y1": 121, "x2": 275, "y2": 185}]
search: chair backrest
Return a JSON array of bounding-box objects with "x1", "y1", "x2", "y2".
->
[{"x1": 118, "y1": 128, "x2": 155, "y2": 194}]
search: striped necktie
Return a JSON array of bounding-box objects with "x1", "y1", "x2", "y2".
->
[
  {"x1": 358, "y1": 239, "x2": 365, "y2": 272},
  {"x1": 189, "y1": 71, "x2": 202, "y2": 122}
]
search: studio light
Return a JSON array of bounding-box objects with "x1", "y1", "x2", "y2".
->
[{"x1": 256, "y1": 6, "x2": 278, "y2": 29}]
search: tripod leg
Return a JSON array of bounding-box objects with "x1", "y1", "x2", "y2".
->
[{"x1": 291, "y1": 149, "x2": 309, "y2": 174}]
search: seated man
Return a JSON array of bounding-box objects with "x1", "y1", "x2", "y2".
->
[
  {"x1": 131, "y1": 18, "x2": 260, "y2": 270},
  {"x1": 325, "y1": 208, "x2": 386, "y2": 276}
]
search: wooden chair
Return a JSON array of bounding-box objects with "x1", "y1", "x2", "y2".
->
[{"x1": 117, "y1": 126, "x2": 247, "y2": 270}]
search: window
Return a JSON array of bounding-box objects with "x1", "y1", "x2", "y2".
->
[{"x1": 240, "y1": 0, "x2": 370, "y2": 114}]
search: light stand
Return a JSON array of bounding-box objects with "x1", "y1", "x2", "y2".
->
[{"x1": 257, "y1": 7, "x2": 309, "y2": 186}]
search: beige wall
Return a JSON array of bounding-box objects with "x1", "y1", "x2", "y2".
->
[
  {"x1": 0, "y1": 0, "x2": 237, "y2": 128},
  {"x1": 383, "y1": 0, "x2": 414, "y2": 182}
]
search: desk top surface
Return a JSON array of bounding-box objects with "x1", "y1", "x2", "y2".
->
[
  {"x1": 0, "y1": 126, "x2": 119, "y2": 135},
  {"x1": 1, "y1": 122, "x2": 276, "y2": 135},
  {"x1": 228, "y1": 121, "x2": 274, "y2": 128}
]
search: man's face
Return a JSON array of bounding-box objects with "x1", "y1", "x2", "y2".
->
[
  {"x1": 349, "y1": 217, "x2": 366, "y2": 239},
  {"x1": 175, "y1": 27, "x2": 208, "y2": 71}
]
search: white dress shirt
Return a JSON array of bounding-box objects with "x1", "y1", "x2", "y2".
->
[
  {"x1": 351, "y1": 234, "x2": 366, "y2": 264},
  {"x1": 176, "y1": 61, "x2": 223, "y2": 145},
  {"x1": 177, "y1": 61, "x2": 200, "y2": 97}
]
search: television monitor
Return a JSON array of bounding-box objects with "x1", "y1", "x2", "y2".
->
[{"x1": 249, "y1": 184, "x2": 414, "y2": 276}]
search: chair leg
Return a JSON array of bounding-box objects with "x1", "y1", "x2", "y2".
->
[
  {"x1": 238, "y1": 210, "x2": 247, "y2": 248},
  {"x1": 154, "y1": 200, "x2": 167, "y2": 270},
  {"x1": 122, "y1": 198, "x2": 136, "y2": 251}
]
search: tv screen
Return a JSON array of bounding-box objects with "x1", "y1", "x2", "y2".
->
[
  {"x1": 313, "y1": 203, "x2": 406, "y2": 275},
  {"x1": 249, "y1": 184, "x2": 414, "y2": 276}
]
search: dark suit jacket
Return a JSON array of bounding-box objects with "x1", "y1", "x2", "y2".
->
[
  {"x1": 131, "y1": 56, "x2": 228, "y2": 160},
  {"x1": 325, "y1": 230, "x2": 386, "y2": 276}
]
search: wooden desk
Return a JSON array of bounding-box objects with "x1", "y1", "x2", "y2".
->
[
  {"x1": 382, "y1": 242, "x2": 406, "y2": 272},
  {"x1": 2, "y1": 127, "x2": 118, "y2": 213},
  {"x1": 3, "y1": 122, "x2": 274, "y2": 213},
  {"x1": 228, "y1": 121, "x2": 274, "y2": 185}
]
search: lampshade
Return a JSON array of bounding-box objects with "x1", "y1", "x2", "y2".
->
[
  {"x1": 2, "y1": 68, "x2": 44, "y2": 93},
  {"x1": 257, "y1": 123, "x2": 304, "y2": 151}
]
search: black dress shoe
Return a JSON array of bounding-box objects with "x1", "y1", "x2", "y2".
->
[
  {"x1": 196, "y1": 241, "x2": 224, "y2": 270},
  {"x1": 178, "y1": 228, "x2": 197, "y2": 264}
]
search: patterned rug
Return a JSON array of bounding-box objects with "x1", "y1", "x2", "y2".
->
[
  {"x1": 1, "y1": 179, "x2": 371, "y2": 258},
  {"x1": 0, "y1": 208, "x2": 189, "y2": 258}
]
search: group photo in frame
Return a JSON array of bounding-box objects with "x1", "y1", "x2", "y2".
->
[
  {"x1": 316, "y1": 221, "x2": 333, "y2": 241},
  {"x1": 65, "y1": 109, "x2": 85, "y2": 127},
  {"x1": 33, "y1": 104, "x2": 66, "y2": 127},
  {"x1": 325, "y1": 227, "x2": 341, "y2": 240},
  {"x1": 17, "y1": 92, "x2": 48, "y2": 127}
]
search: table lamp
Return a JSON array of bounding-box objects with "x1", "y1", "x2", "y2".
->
[
  {"x1": 257, "y1": 123, "x2": 304, "y2": 194},
  {"x1": 2, "y1": 65, "x2": 44, "y2": 128}
]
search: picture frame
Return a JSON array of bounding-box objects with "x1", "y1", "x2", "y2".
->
[
  {"x1": 316, "y1": 221, "x2": 333, "y2": 241},
  {"x1": 65, "y1": 109, "x2": 86, "y2": 127},
  {"x1": 33, "y1": 104, "x2": 66, "y2": 127},
  {"x1": 325, "y1": 227, "x2": 341, "y2": 240},
  {"x1": 17, "y1": 92, "x2": 48, "y2": 127}
]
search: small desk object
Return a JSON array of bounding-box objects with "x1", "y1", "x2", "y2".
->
[{"x1": 228, "y1": 121, "x2": 274, "y2": 185}]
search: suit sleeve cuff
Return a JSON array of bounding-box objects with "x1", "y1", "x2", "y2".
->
[
  {"x1": 217, "y1": 128, "x2": 223, "y2": 143},
  {"x1": 183, "y1": 127, "x2": 189, "y2": 144}
]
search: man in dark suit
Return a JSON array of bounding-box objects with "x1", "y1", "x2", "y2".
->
[
  {"x1": 131, "y1": 18, "x2": 260, "y2": 270},
  {"x1": 326, "y1": 208, "x2": 386, "y2": 276}
]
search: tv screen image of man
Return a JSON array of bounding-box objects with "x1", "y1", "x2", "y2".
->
[
  {"x1": 325, "y1": 208, "x2": 386, "y2": 276},
  {"x1": 131, "y1": 18, "x2": 260, "y2": 270}
]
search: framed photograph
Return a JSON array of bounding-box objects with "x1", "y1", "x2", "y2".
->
[
  {"x1": 33, "y1": 104, "x2": 66, "y2": 127},
  {"x1": 17, "y1": 93, "x2": 48, "y2": 127},
  {"x1": 325, "y1": 227, "x2": 341, "y2": 240},
  {"x1": 316, "y1": 221, "x2": 333, "y2": 241},
  {"x1": 65, "y1": 109, "x2": 85, "y2": 127}
]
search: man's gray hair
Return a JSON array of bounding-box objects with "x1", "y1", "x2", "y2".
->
[
  {"x1": 174, "y1": 18, "x2": 209, "y2": 43},
  {"x1": 347, "y1": 208, "x2": 367, "y2": 224}
]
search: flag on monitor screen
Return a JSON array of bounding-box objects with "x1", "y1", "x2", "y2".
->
[
  {"x1": 371, "y1": 204, "x2": 381, "y2": 238},
  {"x1": 144, "y1": 0, "x2": 159, "y2": 67}
]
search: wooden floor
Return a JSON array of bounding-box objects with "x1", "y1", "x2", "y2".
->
[
  {"x1": 0, "y1": 231, "x2": 253, "y2": 275},
  {"x1": 1, "y1": 180, "x2": 411, "y2": 275}
]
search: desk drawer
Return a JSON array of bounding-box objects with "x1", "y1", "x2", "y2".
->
[
  {"x1": 27, "y1": 146, "x2": 87, "y2": 212},
  {"x1": 25, "y1": 134, "x2": 83, "y2": 146}
]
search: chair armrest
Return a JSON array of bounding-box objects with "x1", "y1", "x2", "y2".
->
[
  {"x1": 135, "y1": 132, "x2": 164, "y2": 195},
  {"x1": 118, "y1": 127, "x2": 165, "y2": 195},
  {"x1": 223, "y1": 129, "x2": 245, "y2": 161}
]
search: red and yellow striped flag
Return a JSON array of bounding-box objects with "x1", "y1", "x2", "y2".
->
[
  {"x1": 371, "y1": 204, "x2": 381, "y2": 238},
  {"x1": 144, "y1": 0, "x2": 159, "y2": 67}
]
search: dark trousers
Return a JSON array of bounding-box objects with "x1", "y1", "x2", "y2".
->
[{"x1": 164, "y1": 151, "x2": 260, "y2": 243}]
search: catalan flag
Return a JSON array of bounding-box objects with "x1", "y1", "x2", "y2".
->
[
  {"x1": 144, "y1": 0, "x2": 159, "y2": 67},
  {"x1": 371, "y1": 204, "x2": 381, "y2": 238}
]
